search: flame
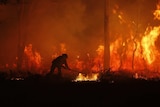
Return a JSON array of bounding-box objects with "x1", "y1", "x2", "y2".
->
[
  {"x1": 73, "y1": 45, "x2": 104, "y2": 81},
  {"x1": 2, "y1": 1, "x2": 160, "y2": 81},
  {"x1": 73, "y1": 73, "x2": 99, "y2": 82},
  {"x1": 75, "y1": 56, "x2": 84, "y2": 71},
  {"x1": 91, "y1": 45, "x2": 104, "y2": 72},
  {"x1": 141, "y1": 26, "x2": 160, "y2": 64},
  {"x1": 109, "y1": 2, "x2": 160, "y2": 79},
  {"x1": 154, "y1": 2, "x2": 160, "y2": 20},
  {"x1": 23, "y1": 44, "x2": 42, "y2": 73}
]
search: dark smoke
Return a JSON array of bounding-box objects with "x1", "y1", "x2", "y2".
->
[
  {"x1": 0, "y1": 0, "x2": 159, "y2": 73},
  {"x1": 0, "y1": 0, "x2": 104, "y2": 70}
]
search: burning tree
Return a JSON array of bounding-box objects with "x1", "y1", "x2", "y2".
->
[
  {"x1": 1, "y1": 0, "x2": 160, "y2": 81},
  {"x1": 109, "y1": 0, "x2": 160, "y2": 79},
  {"x1": 22, "y1": 44, "x2": 42, "y2": 73}
]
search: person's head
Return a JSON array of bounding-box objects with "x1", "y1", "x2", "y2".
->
[{"x1": 62, "y1": 54, "x2": 68, "y2": 59}]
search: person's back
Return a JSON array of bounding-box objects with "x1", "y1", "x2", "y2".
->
[{"x1": 52, "y1": 56, "x2": 63, "y2": 66}]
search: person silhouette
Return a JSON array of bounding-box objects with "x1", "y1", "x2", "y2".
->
[{"x1": 49, "y1": 54, "x2": 71, "y2": 77}]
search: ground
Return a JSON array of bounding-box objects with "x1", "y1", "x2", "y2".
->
[{"x1": 0, "y1": 75, "x2": 160, "y2": 107}]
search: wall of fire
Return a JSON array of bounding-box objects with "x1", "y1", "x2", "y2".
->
[{"x1": 0, "y1": 0, "x2": 160, "y2": 78}]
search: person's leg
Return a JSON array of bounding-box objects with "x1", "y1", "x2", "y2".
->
[
  {"x1": 57, "y1": 67, "x2": 62, "y2": 77},
  {"x1": 49, "y1": 64, "x2": 56, "y2": 74}
]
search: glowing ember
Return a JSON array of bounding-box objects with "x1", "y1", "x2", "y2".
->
[
  {"x1": 73, "y1": 73, "x2": 99, "y2": 82},
  {"x1": 11, "y1": 77, "x2": 24, "y2": 81},
  {"x1": 133, "y1": 73, "x2": 148, "y2": 80}
]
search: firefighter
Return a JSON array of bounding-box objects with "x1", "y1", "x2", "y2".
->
[{"x1": 49, "y1": 53, "x2": 71, "y2": 77}]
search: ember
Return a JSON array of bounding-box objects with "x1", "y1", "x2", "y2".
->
[{"x1": 73, "y1": 73, "x2": 99, "y2": 82}]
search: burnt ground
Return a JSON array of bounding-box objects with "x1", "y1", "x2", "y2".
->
[{"x1": 0, "y1": 75, "x2": 160, "y2": 107}]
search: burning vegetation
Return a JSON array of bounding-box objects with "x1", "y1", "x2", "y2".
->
[
  {"x1": 1, "y1": 0, "x2": 160, "y2": 81},
  {"x1": 109, "y1": 0, "x2": 160, "y2": 80}
]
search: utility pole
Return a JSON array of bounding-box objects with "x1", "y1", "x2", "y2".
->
[{"x1": 104, "y1": 0, "x2": 110, "y2": 70}]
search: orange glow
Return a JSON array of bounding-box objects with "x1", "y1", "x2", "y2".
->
[
  {"x1": 75, "y1": 56, "x2": 84, "y2": 71},
  {"x1": 109, "y1": 1, "x2": 160, "y2": 79},
  {"x1": 154, "y1": 2, "x2": 160, "y2": 20},
  {"x1": 23, "y1": 44, "x2": 42, "y2": 73},
  {"x1": 73, "y1": 73, "x2": 99, "y2": 82},
  {"x1": 60, "y1": 43, "x2": 67, "y2": 53},
  {"x1": 2, "y1": 0, "x2": 160, "y2": 81},
  {"x1": 141, "y1": 26, "x2": 160, "y2": 64},
  {"x1": 91, "y1": 45, "x2": 104, "y2": 72}
]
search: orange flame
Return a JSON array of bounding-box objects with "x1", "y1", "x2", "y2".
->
[
  {"x1": 2, "y1": 1, "x2": 160, "y2": 81},
  {"x1": 141, "y1": 26, "x2": 160, "y2": 65},
  {"x1": 109, "y1": 2, "x2": 160, "y2": 79},
  {"x1": 91, "y1": 45, "x2": 104, "y2": 72},
  {"x1": 23, "y1": 44, "x2": 42, "y2": 73},
  {"x1": 154, "y1": 2, "x2": 160, "y2": 20},
  {"x1": 73, "y1": 73, "x2": 99, "y2": 82}
]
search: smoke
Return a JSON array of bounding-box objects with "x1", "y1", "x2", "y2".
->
[
  {"x1": 0, "y1": 2, "x2": 19, "y2": 65},
  {"x1": 25, "y1": 0, "x2": 105, "y2": 65},
  {"x1": 109, "y1": 0, "x2": 158, "y2": 42},
  {"x1": 109, "y1": 0, "x2": 160, "y2": 72},
  {"x1": 0, "y1": 0, "x2": 104, "y2": 69},
  {"x1": 1, "y1": 0, "x2": 159, "y2": 72}
]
